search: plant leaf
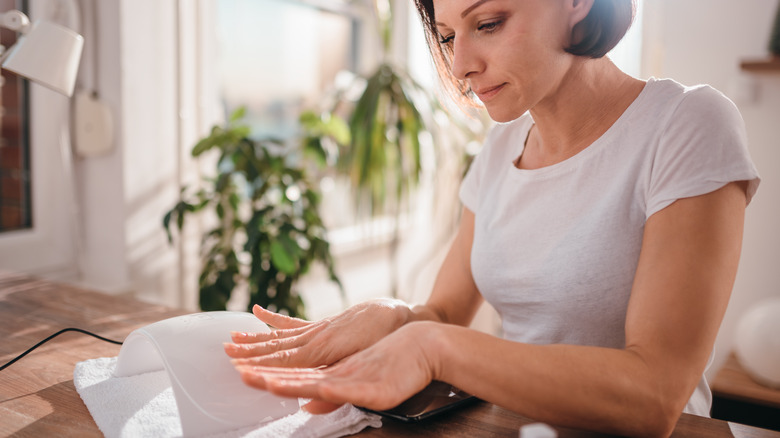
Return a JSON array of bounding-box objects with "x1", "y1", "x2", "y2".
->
[{"x1": 270, "y1": 232, "x2": 300, "y2": 274}]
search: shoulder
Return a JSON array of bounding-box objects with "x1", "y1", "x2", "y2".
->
[
  {"x1": 629, "y1": 78, "x2": 746, "y2": 155},
  {"x1": 640, "y1": 79, "x2": 759, "y2": 216},
  {"x1": 644, "y1": 78, "x2": 743, "y2": 128}
]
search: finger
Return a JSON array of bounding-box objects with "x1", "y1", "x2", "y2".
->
[
  {"x1": 237, "y1": 367, "x2": 269, "y2": 391},
  {"x1": 246, "y1": 364, "x2": 375, "y2": 406},
  {"x1": 224, "y1": 334, "x2": 306, "y2": 358},
  {"x1": 237, "y1": 367, "x2": 327, "y2": 400},
  {"x1": 228, "y1": 324, "x2": 329, "y2": 361},
  {"x1": 235, "y1": 365, "x2": 320, "y2": 391},
  {"x1": 302, "y1": 400, "x2": 344, "y2": 414},
  {"x1": 264, "y1": 376, "x2": 326, "y2": 400},
  {"x1": 252, "y1": 305, "x2": 310, "y2": 329},
  {"x1": 229, "y1": 347, "x2": 321, "y2": 368},
  {"x1": 230, "y1": 325, "x2": 307, "y2": 344},
  {"x1": 238, "y1": 364, "x2": 407, "y2": 412},
  {"x1": 229, "y1": 306, "x2": 313, "y2": 344},
  {"x1": 236, "y1": 364, "x2": 325, "y2": 380}
]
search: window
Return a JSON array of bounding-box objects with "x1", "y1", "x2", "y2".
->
[
  {"x1": 0, "y1": 0, "x2": 31, "y2": 233},
  {"x1": 214, "y1": 0, "x2": 384, "y2": 236},
  {"x1": 216, "y1": 0, "x2": 367, "y2": 140},
  {"x1": 0, "y1": 0, "x2": 78, "y2": 277}
]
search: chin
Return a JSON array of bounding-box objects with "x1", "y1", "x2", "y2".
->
[{"x1": 485, "y1": 106, "x2": 525, "y2": 124}]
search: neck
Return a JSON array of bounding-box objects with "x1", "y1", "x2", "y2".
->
[{"x1": 525, "y1": 57, "x2": 644, "y2": 167}]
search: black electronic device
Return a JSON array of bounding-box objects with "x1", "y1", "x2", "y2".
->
[{"x1": 360, "y1": 380, "x2": 477, "y2": 422}]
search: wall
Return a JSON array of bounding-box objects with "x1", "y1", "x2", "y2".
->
[
  {"x1": 71, "y1": 0, "x2": 130, "y2": 293},
  {"x1": 643, "y1": 0, "x2": 780, "y2": 376},
  {"x1": 59, "y1": 0, "x2": 211, "y2": 309}
]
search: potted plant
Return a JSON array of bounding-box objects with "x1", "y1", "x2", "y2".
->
[{"x1": 163, "y1": 108, "x2": 347, "y2": 318}]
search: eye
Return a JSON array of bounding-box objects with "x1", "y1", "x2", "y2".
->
[
  {"x1": 439, "y1": 34, "x2": 454, "y2": 45},
  {"x1": 477, "y1": 19, "x2": 502, "y2": 33}
]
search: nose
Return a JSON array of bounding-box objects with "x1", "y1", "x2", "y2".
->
[{"x1": 451, "y1": 36, "x2": 482, "y2": 80}]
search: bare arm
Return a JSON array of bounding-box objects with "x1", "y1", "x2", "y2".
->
[
  {"x1": 237, "y1": 182, "x2": 747, "y2": 437},
  {"x1": 428, "y1": 181, "x2": 747, "y2": 436}
]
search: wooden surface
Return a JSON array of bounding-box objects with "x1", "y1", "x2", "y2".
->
[
  {"x1": 2, "y1": 272, "x2": 780, "y2": 437},
  {"x1": 712, "y1": 353, "x2": 780, "y2": 409},
  {"x1": 0, "y1": 272, "x2": 187, "y2": 437},
  {"x1": 740, "y1": 57, "x2": 780, "y2": 72}
]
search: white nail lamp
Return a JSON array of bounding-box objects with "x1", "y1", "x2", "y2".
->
[{"x1": 0, "y1": 9, "x2": 84, "y2": 97}]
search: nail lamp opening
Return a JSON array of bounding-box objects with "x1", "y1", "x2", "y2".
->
[{"x1": 114, "y1": 312, "x2": 298, "y2": 436}]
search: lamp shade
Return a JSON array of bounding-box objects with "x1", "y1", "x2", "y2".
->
[{"x1": 2, "y1": 20, "x2": 84, "y2": 96}]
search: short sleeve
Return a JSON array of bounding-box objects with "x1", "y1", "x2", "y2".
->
[{"x1": 646, "y1": 85, "x2": 760, "y2": 218}]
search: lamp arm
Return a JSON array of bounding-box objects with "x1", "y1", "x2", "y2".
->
[{"x1": 0, "y1": 10, "x2": 31, "y2": 33}]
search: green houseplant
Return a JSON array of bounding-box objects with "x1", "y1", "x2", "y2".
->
[
  {"x1": 314, "y1": 0, "x2": 486, "y2": 298},
  {"x1": 164, "y1": 108, "x2": 347, "y2": 318},
  {"x1": 304, "y1": 0, "x2": 445, "y2": 298}
]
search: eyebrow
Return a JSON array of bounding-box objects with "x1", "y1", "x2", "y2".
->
[
  {"x1": 460, "y1": 0, "x2": 495, "y2": 18},
  {"x1": 435, "y1": 0, "x2": 496, "y2": 27}
]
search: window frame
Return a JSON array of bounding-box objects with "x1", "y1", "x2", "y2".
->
[{"x1": 0, "y1": 0, "x2": 79, "y2": 279}]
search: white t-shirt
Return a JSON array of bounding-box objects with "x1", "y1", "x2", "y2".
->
[{"x1": 459, "y1": 77, "x2": 760, "y2": 416}]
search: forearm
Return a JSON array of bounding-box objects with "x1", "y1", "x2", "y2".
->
[{"x1": 425, "y1": 323, "x2": 689, "y2": 438}]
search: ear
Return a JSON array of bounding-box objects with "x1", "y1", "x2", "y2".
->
[{"x1": 568, "y1": 0, "x2": 595, "y2": 28}]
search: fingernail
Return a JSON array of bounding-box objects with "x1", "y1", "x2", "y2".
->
[{"x1": 231, "y1": 331, "x2": 248, "y2": 339}]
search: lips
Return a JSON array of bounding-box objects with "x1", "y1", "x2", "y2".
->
[{"x1": 473, "y1": 83, "x2": 507, "y2": 102}]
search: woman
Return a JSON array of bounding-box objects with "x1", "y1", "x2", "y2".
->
[{"x1": 225, "y1": 0, "x2": 760, "y2": 435}]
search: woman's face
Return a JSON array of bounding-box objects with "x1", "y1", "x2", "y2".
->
[{"x1": 433, "y1": 0, "x2": 580, "y2": 122}]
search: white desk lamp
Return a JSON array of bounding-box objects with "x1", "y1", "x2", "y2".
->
[{"x1": 0, "y1": 9, "x2": 84, "y2": 96}]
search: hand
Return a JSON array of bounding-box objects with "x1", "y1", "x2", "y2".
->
[
  {"x1": 224, "y1": 299, "x2": 411, "y2": 368},
  {"x1": 234, "y1": 321, "x2": 441, "y2": 414}
]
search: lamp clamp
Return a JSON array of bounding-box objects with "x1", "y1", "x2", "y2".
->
[{"x1": 0, "y1": 10, "x2": 31, "y2": 33}]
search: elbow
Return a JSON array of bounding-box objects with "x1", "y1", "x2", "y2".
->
[
  {"x1": 634, "y1": 407, "x2": 680, "y2": 438},
  {"x1": 619, "y1": 350, "x2": 694, "y2": 437},
  {"x1": 628, "y1": 390, "x2": 686, "y2": 438}
]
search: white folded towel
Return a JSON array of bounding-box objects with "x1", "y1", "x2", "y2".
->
[{"x1": 73, "y1": 357, "x2": 382, "y2": 438}]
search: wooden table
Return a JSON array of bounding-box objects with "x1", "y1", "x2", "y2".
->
[
  {"x1": 712, "y1": 354, "x2": 780, "y2": 409},
  {"x1": 711, "y1": 353, "x2": 780, "y2": 431},
  {"x1": 2, "y1": 272, "x2": 780, "y2": 437},
  {"x1": 0, "y1": 272, "x2": 186, "y2": 437}
]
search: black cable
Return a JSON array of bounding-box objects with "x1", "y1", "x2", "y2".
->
[{"x1": 0, "y1": 328, "x2": 123, "y2": 371}]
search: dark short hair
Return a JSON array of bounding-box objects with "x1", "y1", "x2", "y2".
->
[
  {"x1": 412, "y1": 0, "x2": 636, "y2": 104},
  {"x1": 567, "y1": 0, "x2": 636, "y2": 58}
]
